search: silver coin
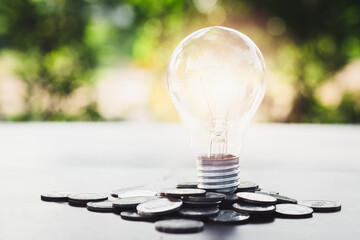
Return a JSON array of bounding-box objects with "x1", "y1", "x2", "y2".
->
[
  {"x1": 236, "y1": 192, "x2": 277, "y2": 205},
  {"x1": 178, "y1": 207, "x2": 219, "y2": 218},
  {"x1": 110, "y1": 185, "x2": 147, "y2": 197},
  {"x1": 158, "y1": 189, "x2": 167, "y2": 196},
  {"x1": 184, "y1": 192, "x2": 225, "y2": 202},
  {"x1": 183, "y1": 200, "x2": 221, "y2": 207},
  {"x1": 117, "y1": 189, "x2": 157, "y2": 199},
  {"x1": 233, "y1": 202, "x2": 275, "y2": 214},
  {"x1": 68, "y1": 193, "x2": 108, "y2": 207},
  {"x1": 41, "y1": 191, "x2": 72, "y2": 202},
  {"x1": 155, "y1": 219, "x2": 204, "y2": 233},
  {"x1": 87, "y1": 201, "x2": 115, "y2": 213},
  {"x1": 164, "y1": 188, "x2": 206, "y2": 197},
  {"x1": 176, "y1": 182, "x2": 198, "y2": 189},
  {"x1": 68, "y1": 199, "x2": 87, "y2": 207},
  {"x1": 112, "y1": 196, "x2": 157, "y2": 208},
  {"x1": 107, "y1": 195, "x2": 119, "y2": 202},
  {"x1": 273, "y1": 194, "x2": 297, "y2": 204},
  {"x1": 120, "y1": 210, "x2": 158, "y2": 221},
  {"x1": 137, "y1": 198, "x2": 183, "y2": 216},
  {"x1": 275, "y1": 204, "x2": 313, "y2": 218},
  {"x1": 256, "y1": 192, "x2": 297, "y2": 204},
  {"x1": 209, "y1": 210, "x2": 249, "y2": 224},
  {"x1": 298, "y1": 200, "x2": 341, "y2": 212},
  {"x1": 68, "y1": 193, "x2": 108, "y2": 202},
  {"x1": 235, "y1": 181, "x2": 259, "y2": 192},
  {"x1": 255, "y1": 189, "x2": 279, "y2": 195}
]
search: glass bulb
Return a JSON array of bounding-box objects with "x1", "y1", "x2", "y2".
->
[{"x1": 167, "y1": 26, "x2": 266, "y2": 193}]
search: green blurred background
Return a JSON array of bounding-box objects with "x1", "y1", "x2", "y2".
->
[{"x1": 0, "y1": 0, "x2": 359, "y2": 122}]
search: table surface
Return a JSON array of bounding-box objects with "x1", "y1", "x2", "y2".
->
[{"x1": 1, "y1": 123, "x2": 359, "y2": 240}]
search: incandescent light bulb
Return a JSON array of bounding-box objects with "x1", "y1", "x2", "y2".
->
[{"x1": 167, "y1": 26, "x2": 266, "y2": 193}]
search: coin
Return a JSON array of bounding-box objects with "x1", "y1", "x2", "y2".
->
[
  {"x1": 275, "y1": 204, "x2": 313, "y2": 218},
  {"x1": 272, "y1": 194, "x2": 297, "y2": 204},
  {"x1": 236, "y1": 192, "x2": 277, "y2": 205},
  {"x1": 68, "y1": 199, "x2": 87, "y2": 207},
  {"x1": 112, "y1": 196, "x2": 157, "y2": 208},
  {"x1": 110, "y1": 189, "x2": 124, "y2": 198},
  {"x1": 235, "y1": 181, "x2": 259, "y2": 192},
  {"x1": 255, "y1": 189, "x2": 279, "y2": 195},
  {"x1": 107, "y1": 195, "x2": 119, "y2": 202},
  {"x1": 257, "y1": 192, "x2": 297, "y2": 204},
  {"x1": 233, "y1": 202, "x2": 275, "y2": 214},
  {"x1": 178, "y1": 207, "x2": 219, "y2": 218},
  {"x1": 209, "y1": 210, "x2": 249, "y2": 224},
  {"x1": 155, "y1": 219, "x2": 204, "y2": 233},
  {"x1": 68, "y1": 193, "x2": 108, "y2": 207},
  {"x1": 255, "y1": 191, "x2": 297, "y2": 204},
  {"x1": 110, "y1": 185, "x2": 147, "y2": 197},
  {"x1": 68, "y1": 193, "x2": 108, "y2": 202},
  {"x1": 117, "y1": 190, "x2": 157, "y2": 199},
  {"x1": 184, "y1": 192, "x2": 225, "y2": 202},
  {"x1": 41, "y1": 192, "x2": 72, "y2": 202},
  {"x1": 164, "y1": 188, "x2": 206, "y2": 197},
  {"x1": 298, "y1": 200, "x2": 341, "y2": 212},
  {"x1": 87, "y1": 201, "x2": 115, "y2": 213},
  {"x1": 137, "y1": 198, "x2": 183, "y2": 216},
  {"x1": 158, "y1": 189, "x2": 167, "y2": 196},
  {"x1": 183, "y1": 200, "x2": 221, "y2": 207},
  {"x1": 176, "y1": 182, "x2": 198, "y2": 189},
  {"x1": 120, "y1": 210, "x2": 158, "y2": 221}
]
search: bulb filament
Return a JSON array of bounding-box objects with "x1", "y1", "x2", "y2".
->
[{"x1": 209, "y1": 119, "x2": 229, "y2": 158}]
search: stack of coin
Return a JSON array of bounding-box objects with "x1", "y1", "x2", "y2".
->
[
  {"x1": 41, "y1": 192, "x2": 72, "y2": 202},
  {"x1": 235, "y1": 181, "x2": 259, "y2": 192},
  {"x1": 41, "y1": 180, "x2": 342, "y2": 234},
  {"x1": 87, "y1": 201, "x2": 116, "y2": 213},
  {"x1": 112, "y1": 196, "x2": 158, "y2": 209},
  {"x1": 68, "y1": 193, "x2": 108, "y2": 207}
]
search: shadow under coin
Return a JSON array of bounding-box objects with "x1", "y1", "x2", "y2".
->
[
  {"x1": 205, "y1": 223, "x2": 238, "y2": 240},
  {"x1": 249, "y1": 215, "x2": 275, "y2": 224}
]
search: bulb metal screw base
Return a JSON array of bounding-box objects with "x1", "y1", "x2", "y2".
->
[{"x1": 196, "y1": 156, "x2": 240, "y2": 193}]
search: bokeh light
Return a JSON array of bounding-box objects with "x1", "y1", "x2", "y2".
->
[{"x1": 0, "y1": 0, "x2": 359, "y2": 123}]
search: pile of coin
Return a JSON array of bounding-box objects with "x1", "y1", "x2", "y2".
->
[{"x1": 41, "y1": 181, "x2": 341, "y2": 234}]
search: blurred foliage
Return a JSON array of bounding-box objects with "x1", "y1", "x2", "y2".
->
[
  {"x1": 246, "y1": 0, "x2": 360, "y2": 122},
  {"x1": 0, "y1": 0, "x2": 359, "y2": 122},
  {"x1": 0, "y1": 0, "x2": 99, "y2": 120}
]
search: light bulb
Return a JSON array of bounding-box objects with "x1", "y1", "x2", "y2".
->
[{"x1": 167, "y1": 26, "x2": 266, "y2": 193}]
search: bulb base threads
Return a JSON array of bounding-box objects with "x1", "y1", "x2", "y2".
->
[{"x1": 196, "y1": 155, "x2": 240, "y2": 193}]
